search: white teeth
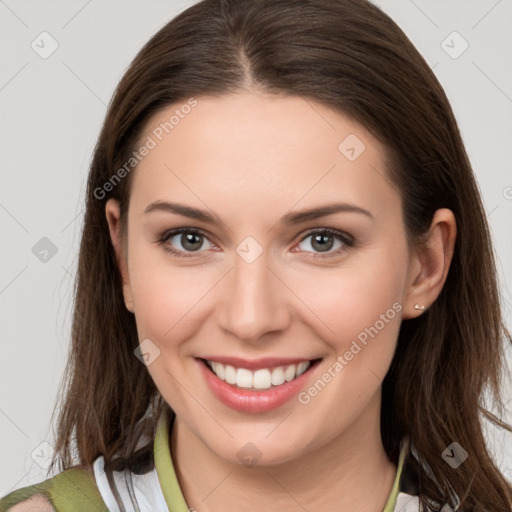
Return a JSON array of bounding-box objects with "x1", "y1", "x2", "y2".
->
[
  {"x1": 206, "y1": 360, "x2": 312, "y2": 389},
  {"x1": 253, "y1": 369, "x2": 272, "y2": 389},
  {"x1": 236, "y1": 368, "x2": 253, "y2": 388},
  {"x1": 296, "y1": 361, "x2": 309, "y2": 376},
  {"x1": 271, "y1": 367, "x2": 285, "y2": 386},
  {"x1": 212, "y1": 362, "x2": 225, "y2": 380},
  {"x1": 225, "y1": 364, "x2": 236, "y2": 384},
  {"x1": 284, "y1": 364, "x2": 296, "y2": 382}
]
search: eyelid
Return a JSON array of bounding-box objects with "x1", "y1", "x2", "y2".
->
[
  {"x1": 157, "y1": 227, "x2": 217, "y2": 257},
  {"x1": 298, "y1": 227, "x2": 354, "y2": 245},
  {"x1": 294, "y1": 228, "x2": 354, "y2": 259},
  {"x1": 157, "y1": 226, "x2": 354, "y2": 258}
]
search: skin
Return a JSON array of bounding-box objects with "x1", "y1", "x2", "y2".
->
[{"x1": 105, "y1": 91, "x2": 456, "y2": 512}]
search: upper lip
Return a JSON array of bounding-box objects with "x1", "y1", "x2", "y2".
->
[{"x1": 199, "y1": 356, "x2": 318, "y2": 370}]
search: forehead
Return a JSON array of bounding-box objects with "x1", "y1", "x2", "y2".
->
[{"x1": 129, "y1": 92, "x2": 399, "y2": 222}]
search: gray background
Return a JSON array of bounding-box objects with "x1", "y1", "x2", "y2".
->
[{"x1": 1, "y1": 0, "x2": 511, "y2": 496}]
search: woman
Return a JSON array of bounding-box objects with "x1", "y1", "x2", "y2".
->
[{"x1": 1, "y1": 0, "x2": 511, "y2": 510}]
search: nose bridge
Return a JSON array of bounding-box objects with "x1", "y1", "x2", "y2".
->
[{"x1": 218, "y1": 241, "x2": 289, "y2": 342}]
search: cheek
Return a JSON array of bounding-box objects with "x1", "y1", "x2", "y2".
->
[
  {"x1": 129, "y1": 262, "x2": 212, "y2": 345},
  {"x1": 126, "y1": 250, "x2": 212, "y2": 408},
  {"x1": 293, "y1": 278, "x2": 403, "y2": 442},
  {"x1": 287, "y1": 253, "x2": 406, "y2": 350}
]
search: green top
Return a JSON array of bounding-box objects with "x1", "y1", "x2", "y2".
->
[
  {"x1": 383, "y1": 432, "x2": 408, "y2": 512},
  {"x1": 0, "y1": 464, "x2": 107, "y2": 512},
  {"x1": 154, "y1": 408, "x2": 190, "y2": 511},
  {"x1": 0, "y1": 407, "x2": 407, "y2": 511}
]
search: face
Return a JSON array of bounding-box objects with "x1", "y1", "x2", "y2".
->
[{"x1": 106, "y1": 91, "x2": 424, "y2": 466}]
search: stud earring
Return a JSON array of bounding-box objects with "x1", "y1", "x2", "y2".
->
[{"x1": 414, "y1": 304, "x2": 425, "y2": 311}]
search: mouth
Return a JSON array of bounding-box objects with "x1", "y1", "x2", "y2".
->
[
  {"x1": 197, "y1": 356, "x2": 323, "y2": 413},
  {"x1": 200, "y1": 357, "x2": 322, "y2": 391}
]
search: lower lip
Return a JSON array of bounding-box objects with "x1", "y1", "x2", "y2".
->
[{"x1": 198, "y1": 359, "x2": 318, "y2": 413}]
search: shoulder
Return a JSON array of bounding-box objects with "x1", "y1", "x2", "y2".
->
[
  {"x1": 7, "y1": 494, "x2": 54, "y2": 512},
  {"x1": 0, "y1": 466, "x2": 108, "y2": 512}
]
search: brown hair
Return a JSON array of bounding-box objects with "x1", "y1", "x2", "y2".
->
[{"x1": 48, "y1": 0, "x2": 512, "y2": 509}]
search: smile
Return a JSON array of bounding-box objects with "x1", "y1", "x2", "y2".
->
[
  {"x1": 198, "y1": 357, "x2": 322, "y2": 413},
  {"x1": 205, "y1": 359, "x2": 311, "y2": 390}
]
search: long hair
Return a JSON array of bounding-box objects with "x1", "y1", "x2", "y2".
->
[{"x1": 48, "y1": 0, "x2": 512, "y2": 509}]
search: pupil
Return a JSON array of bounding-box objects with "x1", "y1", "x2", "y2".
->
[
  {"x1": 312, "y1": 234, "x2": 333, "y2": 252},
  {"x1": 183, "y1": 233, "x2": 202, "y2": 251}
]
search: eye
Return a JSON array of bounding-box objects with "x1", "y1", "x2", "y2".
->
[
  {"x1": 157, "y1": 227, "x2": 354, "y2": 259},
  {"x1": 294, "y1": 228, "x2": 354, "y2": 258},
  {"x1": 157, "y1": 228, "x2": 215, "y2": 257}
]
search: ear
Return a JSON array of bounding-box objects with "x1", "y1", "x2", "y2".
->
[
  {"x1": 402, "y1": 208, "x2": 457, "y2": 319},
  {"x1": 105, "y1": 199, "x2": 134, "y2": 313}
]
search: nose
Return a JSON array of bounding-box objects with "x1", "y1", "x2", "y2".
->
[{"x1": 217, "y1": 249, "x2": 291, "y2": 345}]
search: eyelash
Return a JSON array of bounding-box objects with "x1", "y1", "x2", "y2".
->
[{"x1": 156, "y1": 227, "x2": 355, "y2": 260}]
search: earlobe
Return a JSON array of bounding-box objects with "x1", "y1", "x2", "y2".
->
[
  {"x1": 403, "y1": 208, "x2": 457, "y2": 319},
  {"x1": 105, "y1": 199, "x2": 135, "y2": 313}
]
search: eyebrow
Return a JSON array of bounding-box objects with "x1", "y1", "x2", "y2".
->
[{"x1": 143, "y1": 201, "x2": 373, "y2": 225}]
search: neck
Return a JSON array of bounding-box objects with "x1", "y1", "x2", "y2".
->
[{"x1": 170, "y1": 393, "x2": 397, "y2": 512}]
